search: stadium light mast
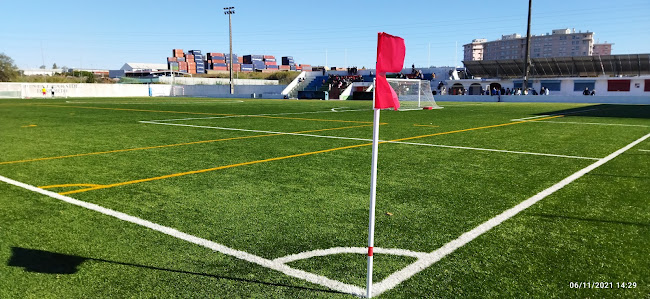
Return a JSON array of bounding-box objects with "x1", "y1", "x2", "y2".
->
[
  {"x1": 522, "y1": 0, "x2": 532, "y2": 92},
  {"x1": 224, "y1": 6, "x2": 235, "y2": 94}
]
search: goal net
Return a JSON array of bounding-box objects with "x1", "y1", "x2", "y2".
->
[{"x1": 384, "y1": 78, "x2": 441, "y2": 110}]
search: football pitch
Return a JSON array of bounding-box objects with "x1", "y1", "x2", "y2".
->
[{"x1": 0, "y1": 97, "x2": 648, "y2": 298}]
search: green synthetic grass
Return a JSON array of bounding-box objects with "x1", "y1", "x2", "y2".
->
[{"x1": 0, "y1": 97, "x2": 648, "y2": 298}]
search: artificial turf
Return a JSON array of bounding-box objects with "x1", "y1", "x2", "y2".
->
[{"x1": 0, "y1": 97, "x2": 648, "y2": 298}]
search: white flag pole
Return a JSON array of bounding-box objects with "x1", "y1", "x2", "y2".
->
[{"x1": 366, "y1": 78, "x2": 380, "y2": 298}]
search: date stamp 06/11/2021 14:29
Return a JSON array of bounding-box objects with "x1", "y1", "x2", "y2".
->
[{"x1": 569, "y1": 282, "x2": 638, "y2": 289}]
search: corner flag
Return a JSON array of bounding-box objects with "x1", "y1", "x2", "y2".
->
[
  {"x1": 375, "y1": 32, "x2": 405, "y2": 110},
  {"x1": 367, "y1": 32, "x2": 405, "y2": 298}
]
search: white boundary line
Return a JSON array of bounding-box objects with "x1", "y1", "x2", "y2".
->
[
  {"x1": 530, "y1": 120, "x2": 650, "y2": 128},
  {"x1": 639, "y1": 149, "x2": 650, "y2": 152},
  {"x1": 510, "y1": 114, "x2": 550, "y2": 121},
  {"x1": 2, "y1": 133, "x2": 647, "y2": 297},
  {"x1": 392, "y1": 141, "x2": 600, "y2": 161},
  {"x1": 370, "y1": 132, "x2": 650, "y2": 297},
  {"x1": 65, "y1": 100, "x2": 245, "y2": 104},
  {"x1": 0, "y1": 174, "x2": 364, "y2": 297},
  {"x1": 147, "y1": 108, "x2": 372, "y2": 122},
  {"x1": 139, "y1": 120, "x2": 600, "y2": 161},
  {"x1": 510, "y1": 107, "x2": 600, "y2": 121}
]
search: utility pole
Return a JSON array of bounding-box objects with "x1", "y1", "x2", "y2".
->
[
  {"x1": 523, "y1": 0, "x2": 533, "y2": 92},
  {"x1": 224, "y1": 6, "x2": 235, "y2": 94}
]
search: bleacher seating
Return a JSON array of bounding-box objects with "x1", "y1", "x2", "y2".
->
[{"x1": 304, "y1": 76, "x2": 328, "y2": 91}]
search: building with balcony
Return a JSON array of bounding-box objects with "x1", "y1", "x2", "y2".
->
[{"x1": 463, "y1": 28, "x2": 613, "y2": 61}]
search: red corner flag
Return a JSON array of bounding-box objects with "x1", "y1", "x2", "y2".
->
[{"x1": 375, "y1": 32, "x2": 405, "y2": 110}]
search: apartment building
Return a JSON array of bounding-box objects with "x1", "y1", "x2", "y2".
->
[{"x1": 463, "y1": 29, "x2": 612, "y2": 61}]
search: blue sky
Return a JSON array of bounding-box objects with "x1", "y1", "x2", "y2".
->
[{"x1": 2, "y1": 0, "x2": 649, "y2": 70}]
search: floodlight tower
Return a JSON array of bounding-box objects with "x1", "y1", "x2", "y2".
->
[
  {"x1": 522, "y1": 0, "x2": 532, "y2": 92},
  {"x1": 224, "y1": 6, "x2": 235, "y2": 94}
]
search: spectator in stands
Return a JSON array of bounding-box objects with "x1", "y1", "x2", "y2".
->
[
  {"x1": 590, "y1": 89, "x2": 596, "y2": 96},
  {"x1": 583, "y1": 87, "x2": 590, "y2": 95},
  {"x1": 544, "y1": 87, "x2": 550, "y2": 95},
  {"x1": 505, "y1": 88, "x2": 511, "y2": 95},
  {"x1": 540, "y1": 87, "x2": 546, "y2": 95}
]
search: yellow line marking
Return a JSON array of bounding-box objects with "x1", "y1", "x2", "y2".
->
[
  {"x1": 60, "y1": 143, "x2": 370, "y2": 195},
  {"x1": 59, "y1": 115, "x2": 563, "y2": 195},
  {"x1": 37, "y1": 104, "x2": 373, "y2": 124},
  {"x1": 39, "y1": 183, "x2": 104, "y2": 189},
  {"x1": 392, "y1": 115, "x2": 563, "y2": 143},
  {"x1": 413, "y1": 124, "x2": 439, "y2": 128},
  {"x1": 37, "y1": 104, "x2": 236, "y2": 116},
  {"x1": 0, "y1": 124, "x2": 373, "y2": 166},
  {"x1": 21, "y1": 124, "x2": 38, "y2": 128}
]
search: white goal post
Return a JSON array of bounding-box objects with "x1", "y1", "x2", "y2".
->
[{"x1": 383, "y1": 78, "x2": 442, "y2": 110}]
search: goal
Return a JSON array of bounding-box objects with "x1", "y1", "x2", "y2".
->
[{"x1": 384, "y1": 78, "x2": 442, "y2": 110}]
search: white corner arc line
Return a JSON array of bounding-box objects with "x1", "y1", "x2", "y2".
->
[
  {"x1": 273, "y1": 247, "x2": 428, "y2": 264},
  {"x1": 0, "y1": 175, "x2": 364, "y2": 297},
  {"x1": 140, "y1": 120, "x2": 600, "y2": 160},
  {"x1": 369, "y1": 132, "x2": 650, "y2": 297}
]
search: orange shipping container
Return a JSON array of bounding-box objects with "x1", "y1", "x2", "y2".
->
[
  {"x1": 279, "y1": 65, "x2": 291, "y2": 70},
  {"x1": 212, "y1": 66, "x2": 228, "y2": 71},
  {"x1": 212, "y1": 59, "x2": 226, "y2": 64},
  {"x1": 264, "y1": 61, "x2": 277, "y2": 66}
]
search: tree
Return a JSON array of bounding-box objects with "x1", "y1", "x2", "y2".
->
[
  {"x1": 52, "y1": 63, "x2": 58, "y2": 69},
  {"x1": 39, "y1": 65, "x2": 46, "y2": 69},
  {"x1": 0, "y1": 53, "x2": 19, "y2": 82}
]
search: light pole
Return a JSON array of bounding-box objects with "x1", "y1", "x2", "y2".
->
[
  {"x1": 224, "y1": 6, "x2": 235, "y2": 94},
  {"x1": 522, "y1": 0, "x2": 532, "y2": 92}
]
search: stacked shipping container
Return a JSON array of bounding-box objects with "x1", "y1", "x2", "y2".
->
[{"x1": 167, "y1": 49, "x2": 303, "y2": 73}]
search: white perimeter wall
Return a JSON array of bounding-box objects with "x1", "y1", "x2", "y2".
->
[
  {"x1": 446, "y1": 76, "x2": 650, "y2": 97},
  {"x1": 158, "y1": 77, "x2": 279, "y2": 86},
  {"x1": 0, "y1": 83, "x2": 287, "y2": 99},
  {"x1": 435, "y1": 95, "x2": 650, "y2": 104}
]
